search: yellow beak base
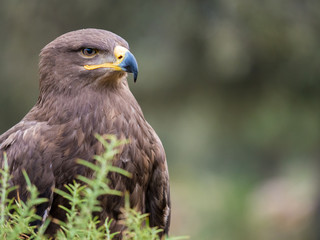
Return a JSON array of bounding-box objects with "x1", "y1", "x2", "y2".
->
[{"x1": 84, "y1": 46, "x2": 129, "y2": 71}]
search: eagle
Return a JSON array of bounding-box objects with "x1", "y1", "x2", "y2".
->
[{"x1": 0, "y1": 29, "x2": 170, "y2": 238}]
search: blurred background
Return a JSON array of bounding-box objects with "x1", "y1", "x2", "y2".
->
[{"x1": 1, "y1": 0, "x2": 320, "y2": 239}]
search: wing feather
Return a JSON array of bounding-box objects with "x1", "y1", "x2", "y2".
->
[{"x1": 0, "y1": 121, "x2": 55, "y2": 226}]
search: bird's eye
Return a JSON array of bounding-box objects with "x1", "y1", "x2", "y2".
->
[{"x1": 81, "y1": 48, "x2": 98, "y2": 57}]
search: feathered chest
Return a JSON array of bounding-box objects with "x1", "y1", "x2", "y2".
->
[
  {"x1": 74, "y1": 100, "x2": 157, "y2": 190},
  {"x1": 28, "y1": 87, "x2": 161, "y2": 187}
]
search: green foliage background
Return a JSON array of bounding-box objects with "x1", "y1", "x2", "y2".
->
[{"x1": 0, "y1": 1, "x2": 320, "y2": 239}]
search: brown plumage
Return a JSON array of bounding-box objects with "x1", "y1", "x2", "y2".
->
[{"x1": 0, "y1": 29, "x2": 170, "y2": 238}]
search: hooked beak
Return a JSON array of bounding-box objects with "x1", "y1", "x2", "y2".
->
[{"x1": 84, "y1": 46, "x2": 139, "y2": 82}]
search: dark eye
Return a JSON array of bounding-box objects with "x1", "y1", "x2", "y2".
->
[{"x1": 81, "y1": 48, "x2": 98, "y2": 57}]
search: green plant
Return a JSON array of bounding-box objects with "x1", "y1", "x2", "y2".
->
[
  {"x1": 54, "y1": 135, "x2": 130, "y2": 239},
  {"x1": 0, "y1": 153, "x2": 49, "y2": 240}
]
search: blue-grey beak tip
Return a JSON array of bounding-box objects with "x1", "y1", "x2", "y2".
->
[
  {"x1": 119, "y1": 51, "x2": 139, "y2": 82},
  {"x1": 133, "y1": 71, "x2": 138, "y2": 83}
]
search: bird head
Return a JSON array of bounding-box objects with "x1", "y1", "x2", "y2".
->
[{"x1": 39, "y1": 29, "x2": 138, "y2": 96}]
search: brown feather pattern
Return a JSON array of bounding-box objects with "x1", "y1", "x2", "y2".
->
[{"x1": 0, "y1": 29, "x2": 170, "y2": 238}]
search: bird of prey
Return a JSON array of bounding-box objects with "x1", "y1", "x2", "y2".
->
[{"x1": 0, "y1": 29, "x2": 170, "y2": 238}]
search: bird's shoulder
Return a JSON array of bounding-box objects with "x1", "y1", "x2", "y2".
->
[
  {"x1": 0, "y1": 120, "x2": 49, "y2": 149},
  {"x1": 0, "y1": 120, "x2": 56, "y2": 226},
  {"x1": 0, "y1": 119, "x2": 60, "y2": 168}
]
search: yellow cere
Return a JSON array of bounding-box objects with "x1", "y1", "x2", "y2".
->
[{"x1": 84, "y1": 45, "x2": 129, "y2": 71}]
